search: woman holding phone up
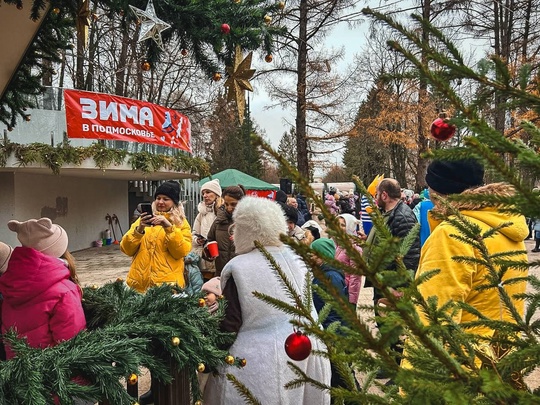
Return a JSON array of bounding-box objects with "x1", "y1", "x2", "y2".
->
[{"x1": 121, "y1": 180, "x2": 192, "y2": 293}]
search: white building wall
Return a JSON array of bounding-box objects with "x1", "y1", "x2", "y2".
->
[{"x1": 0, "y1": 172, "x2": 129, "y2": 252}]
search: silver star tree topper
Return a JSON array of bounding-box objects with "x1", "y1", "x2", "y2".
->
[{"x1": 129, "y1": 0, "x2": 171, "y2": 50}]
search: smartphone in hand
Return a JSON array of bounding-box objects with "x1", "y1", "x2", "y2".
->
[{"x1": 140, "y1": 203, "x2": 153, "y2": 218}]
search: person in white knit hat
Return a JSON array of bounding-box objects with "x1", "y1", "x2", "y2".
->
[{"x1": 192, "y1": 178, "x2": 223, "y2": 279}]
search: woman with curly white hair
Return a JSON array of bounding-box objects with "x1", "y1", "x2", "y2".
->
[{"x1": 204, "y1": 196, "x2": 331, "y2": 405}]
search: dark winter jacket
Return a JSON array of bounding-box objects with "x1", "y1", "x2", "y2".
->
[
  {"x1": 366, "y1": 200, "x2": 420, "y2": 301},
  {"x1": 296, "y1": 195, "x2": 311, "y2": 222},
  {"x1": 207, "y1": 207, "x2": 236, "y2": 276},
  {"x1": 384, "y1": 200, "x2": 420, "y2": 272},
  {"x1": 313, "y1": 263, "x2": 348, "y2": 330}
]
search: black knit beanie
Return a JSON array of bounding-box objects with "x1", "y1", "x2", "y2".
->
[
  {"x1": 154, "y1": 181, "x2": 180, "y2": 205},
  {"x1": 426, "y1": 159, "x2": 484, "y2": 195}
]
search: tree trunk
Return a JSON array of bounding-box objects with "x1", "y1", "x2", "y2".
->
[
  {"x1": 115, "y1": 30, "x2": 131, "y2": 96},
  {"x1": 414, "y1": 0, "x2": 431, "y2": 190},
  {"x1": 295, "y1": 0, "x2": 309, "y2": 178}
]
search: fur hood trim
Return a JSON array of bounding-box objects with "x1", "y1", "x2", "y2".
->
[
  {"x1": 232, "y1": 196, "x2": 287, "y2": 254},
  {"x1": 432, "y1": 182, "x2": 516, "y2": 215}
]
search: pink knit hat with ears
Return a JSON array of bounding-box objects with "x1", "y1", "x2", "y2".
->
[
  {"x1": 8, "y1": 218, "x2": 68, "y2": 258},
  {"x1": 0, "y1": 242, "x2": 13, "y2": 274},
  {"x1": 202, "y1": 277, "x2": 222, "y2": 296}
]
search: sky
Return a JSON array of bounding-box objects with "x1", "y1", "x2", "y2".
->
[
  {"x1": 247, "y1": 20, "x2": 369, "y2": 152},
  {"x1": 245, "y1": 1, "x2": 425, "y2": 175}
]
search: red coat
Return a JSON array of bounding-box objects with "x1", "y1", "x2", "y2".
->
[{"x1": 0, "y1": 247, "x2": 86, "y2": 359}]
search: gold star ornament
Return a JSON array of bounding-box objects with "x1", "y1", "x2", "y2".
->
[
  {"x1": 224, "y1": 46, "x2": 256, "y2": 124},
  {"x1": 77, "y1": 0, "x2": 91, "y2": 48},
  {"x1": 129, "y1": 0, "x2": 171, "y2": 50}
]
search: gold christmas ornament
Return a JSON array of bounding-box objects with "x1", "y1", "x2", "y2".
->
[
  {"x1": 171, "y1": 337, "x2": 181, "y2": 346},
  {"x1": 240, "y1": 358, "x2": 247, "y2": 367},
  {"x1": 128, "y1": 373, "x2": 138, "y2": 385},
  {"x1": 198, "y1": 298, "x2": 206, "y2": 307},
  {"x1": 92, "y1": 284, "x2": 98, "y2": 290},
  {"x1": 52, "y1": 7, "x2": 60, "y2": 14},
  {"x1": 197, "y1": 363, "x2": 206, "y2": 373},
  {"x1": 141, "y1": 61, "x2": 151, "y2": 71},
  {"x1": 129, "y1": 0, "x2": 171, "y2": 50},
  {"x1": 195, "y1": 401, "x2": 203, "y2": 405},
  {"x1": 225, "y1": 355, "x2": 235, "y2": 365},
  {"x1": 264, "y1": 14, "x2": 272, "y2": 24},
  {"x1": 265, "y1": 54, "x2": 273, "y2": 63},
  {"x1": 277, "y1": 1, "x2": 285, "y2": 9},
  {"x1": 116, "y1": 277, "x2": 123, "y2": 283},
  {"x1": 213, "y1": 72, "x2": 222, "y2": 81},
  {"x1": 224, "y1": 45, "x2": 256, "y2": 124}
]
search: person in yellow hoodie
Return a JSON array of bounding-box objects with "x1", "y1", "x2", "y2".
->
[
  {"x1": 417, "y1": 158, "x2": 528, "y2": 339},
  {"x1": 121, "y1": 180, "x2": 192, "y2": 294}
]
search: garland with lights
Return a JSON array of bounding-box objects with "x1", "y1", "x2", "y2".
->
[
  {"x1": 0, "y1": 140, "x2": 210, "y2": 177},
  {"x1": 0, "y1": 281, "x2": 244, "y2": 405}
]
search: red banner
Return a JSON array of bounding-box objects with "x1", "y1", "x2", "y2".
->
[
  {"x1": 64, "y1": 89, "x2": 191, "y2": 152},
  {"x1": 246, "y1": 189, "x2": 277, "y2": 199}
]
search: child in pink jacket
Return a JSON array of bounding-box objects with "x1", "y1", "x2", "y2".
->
[
  {"x1": 335, "y1": 214, "x2": 364, "y2": 306},
  {"x1": 0, "y1": 218, "x2": 90, "y2": 404},
  {"x1": 0, "y1": 218, "x2": 87, "y2": 358}
]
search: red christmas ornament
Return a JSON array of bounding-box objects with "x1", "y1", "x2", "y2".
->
[
  {"x1": 181, "y1": 48, "x2": 188, "y2": 56},
  {"x1": 221, "y1": 23, "x2": 231, "y2": 34},
  {"x1": 430, "y1": 113, "x2": 456, "y2": 141},
  {"x1": 284, "y1": 330, "x2": 312, "y2": 361}
]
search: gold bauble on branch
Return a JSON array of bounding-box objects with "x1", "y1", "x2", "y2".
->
[
  {"x1": 198, "y1": 298, "x2": 206, "y2": 307},
  {"x1": 277, "y1": 1, "x2": 285, "y2": 9},
  {"x1": 141, "y1": 61, "x2": 151, "y2": 71},
  {"x1": 171, "y1": 337, "x2": 181, "y2": 346},
  {"x1": 213, "y1": 72, "x2": 222, "y2": 81},
  {"x1": 265, "y1": 54, "x2": 273, "y2": 63},
  {"x1": 128, "y1": 373, "x2": 138, "y2": 385},
  {"x1": 197, "y1": 363, "x2": 206, "y2": 373},
  {"x1": 264, "y1": 14, "x2": 272, "y2": 24},
  {"x1": 52, "y1": 7, "x2": 60, "y2": 14},
  {"x1": 240, "y1": 358, "x2": 247, "y2": 367},
  {"x1": 225, "y1": 355, "x2": 235, "y2": 365}
]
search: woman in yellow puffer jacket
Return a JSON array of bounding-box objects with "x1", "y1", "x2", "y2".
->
[
  {"x1": 400, "y1": 159, "x2": 528, "y2": 384},
  {"x1": 121, "y1": 180, "x2": 192, "y2": 293}
]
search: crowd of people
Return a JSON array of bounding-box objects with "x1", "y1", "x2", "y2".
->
[{"x1": 0, "y1": 157, "x2": 532, "y2": 404}]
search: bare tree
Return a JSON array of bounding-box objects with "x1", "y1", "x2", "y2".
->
[{"x1": 260, "y1": 0, "x2": 364, "y2": 177}]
